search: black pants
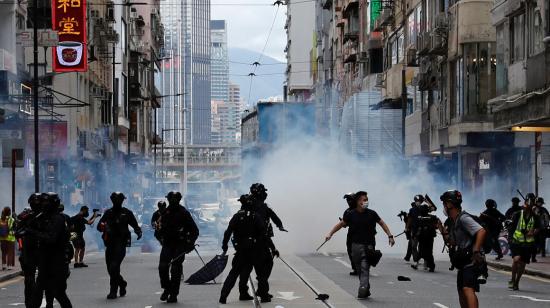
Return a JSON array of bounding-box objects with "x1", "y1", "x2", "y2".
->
[
  {"x1": 346, "y1": 235, "x2": 357, "y2": 271},
  {"x1": 237, "y1": 246, "x2": 273, "y2": 298},
  {"x1": 405, "y1": 239, "x2": 413, "y2": 260},
  {"x1": 20, "y1": 250, "x2": 37, "y2": 307},
  {"x1": 532, "y1": 232, "x2": 547, "y2": 258},
  {"x1": 220, "y1": 250, "x2": 254, "y2": 299},
  {"x1": 489, "y1": 233, "x2": 503, "y2": 258},
  {"x1": 158, "y1": 244, "x2": 186, "y2": 295},
  {"x1": 418, "y1": 236, "x2": 435, "y2": 270},
  {"x1": 30, "y1": 261, "x2": 72, "y2": 308},
  {"x1": 105, "y1": 241, "x2": 127, "y2": 292}
]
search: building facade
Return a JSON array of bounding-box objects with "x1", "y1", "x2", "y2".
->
[{"x1": 210, "y1": 20, "x2": 229, "y2": 102}]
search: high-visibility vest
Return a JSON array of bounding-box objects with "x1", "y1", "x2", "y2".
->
[
  {"x1": 0, "y1": 217, "x2": 15, "y2": 242},
  {"x1": 512, "y1": 211, "x2": 535, "y2": 243}
]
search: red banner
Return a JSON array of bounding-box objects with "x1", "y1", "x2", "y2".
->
[
  {"x1": 25, "y1": 121, "x2": 68, "y2": 159},
  {"x1": 52, "y1": 0, "x2": 87, "y2": 72}
]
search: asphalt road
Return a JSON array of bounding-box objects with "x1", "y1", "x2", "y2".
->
[
  {"x1": 0, "y1": 250, "x2": 549, "y2": 307},
  {"x1": 302, "y1": 252, "x2": 550, "y2": 308}
]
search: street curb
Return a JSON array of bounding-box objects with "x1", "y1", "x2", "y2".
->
[
  {"x1": 487, "y1": 261, "x2": 550, "y2": 280},
  {"x1": 0, "y1": 270, "x2": 23, "y2": 283}
]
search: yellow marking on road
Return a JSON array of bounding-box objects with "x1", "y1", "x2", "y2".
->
[
  {"x1": 488, "y1": 267, "x2": 550, "y2": 283},
  {"x1": 0, "y1": 276, "x2": 23, "y2": 288}
]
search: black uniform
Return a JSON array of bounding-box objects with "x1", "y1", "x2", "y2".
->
[
  {"x1": 415, "y1": 206, "x2": 437, "y2": 271},
  {"x1": 157, "y1": 204, "x2": 199, "y2": 298},
  {"x1": 344, "y1": 207, "x2": 357, "y2": 273},
  {"x1": 407, "y1": 205, "x2": 421, "y2": 263},
  {"x1": 16, "y1": 209, "x2": 41, "y2": 307},
  {"x1": 220, "y1": 207, "x2": 270, "y2": 303},
  {"x1": 97, "y1": 207, "x2": 141, "y2": 298},
  {"x1": 505, "y1": 204, "x2": 522, "y2": 220},
  {"x1": 29, "y1": 211, "x2": 72, "y2": 308},
  {"x1": 480, "y1": 207, "x2": 505, "y2": 258}
]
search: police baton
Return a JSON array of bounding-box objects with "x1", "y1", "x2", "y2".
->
[
  {"x1": 316, "y1": 239, "x2": 329, "y2": 252},
  {"x1": 517, "y1": 189, "x2": 526, "y2": 201},
  {"x1": 394, "y1": 231, "x2": 406, "y2": 238}
]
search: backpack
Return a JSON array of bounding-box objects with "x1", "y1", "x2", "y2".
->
[
  {"x1": 457, "y1": 211, "x2": 492, "y2": 254},
  {"x1": 231, "y1": 210, "x2": 257, "y2": 251},
  {"x1": 0, "y1": 220, "x2": 9, "y2": 237}
]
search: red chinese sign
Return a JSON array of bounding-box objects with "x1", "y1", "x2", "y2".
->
[{"x1": 52, "y1": 0, "x2": 87, "y2": 72}]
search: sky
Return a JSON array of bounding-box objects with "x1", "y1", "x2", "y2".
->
[{"x1": 211, "y1": 0, "x2": 287, "y2": 62}]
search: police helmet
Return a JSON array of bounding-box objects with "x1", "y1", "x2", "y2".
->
[
  {"x1": 157, "y1": 200, "x2": 167, "y2": 209},
  {"x1": 250, "y1": 183, "x2": 267, "y2": 194},
  {"x1": 440, "y1": 190, "x2": 463, "y2": 207},
  {"x1": 525, "y1": 193, "x2": 536, "y2": 206},
  {"x1": 28, "y1": 193, "x2": 42, "y2": 205},
  {"x1": 536, "y1": 197, "x2": 545, "y2": 205},
  {"x1": 485, "y1": 199, "x2": 497, "y2": 208},
  {"x1": 166, "y1": 191, "x2": 182, "y2": 202},
  {"x1": 110, "y1": 192, "x2": 126, "y2": 202},
  {"x1": 511, "y1": 197, "x2": 521, "y2": 204},
  {"x1": 414, "y1": 194, "x2": 425, "y2": 203}
]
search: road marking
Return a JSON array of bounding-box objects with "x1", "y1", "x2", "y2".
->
[
  {"x1": 333, "y1": 258, "x2": 352, "y2": 269},
  {"x1": 433, "y1": 303, "x2": 449, "y2": 308},
  {"x1": 488, "y1": 267, "x2": 550, "y2": 283},
  {"x1": 8, "y1": 304, "x2": 24, "y2": 306},
  {"x1": 406, "y1": 290, "x2": 415, "y2": 294},
  {"x1": 276, "y1": 291, "x2": 302, "y2": 301},
  {"x1": 510, "y1": 295, "x2": 550, "y2": 302},
  {"x1": 40, "y1": 298, "x2": 47, "y2": 308},
  {"x1": 145, "y1": 306, "x2": 153, "y2": 308},
  {"x1": 321, "y1": 251, "x2": 329, "y2": 257},
  {"x1": 155, "y1": 291, "x2": 163, "y2": 294},
  {"x1": 387, "y1": 281, "x2": 394, "y2": 285}
]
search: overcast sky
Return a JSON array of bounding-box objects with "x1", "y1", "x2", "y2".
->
[{"x1": 211, "y1": 1, "x2": 287, "y2": 62}]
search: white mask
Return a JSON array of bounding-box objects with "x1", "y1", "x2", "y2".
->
[{"x1": 362, "y1": 201, "x2": 369, "y2": 209}]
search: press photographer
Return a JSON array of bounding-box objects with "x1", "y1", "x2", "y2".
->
[{"x1": 70, "y1": 206, "x2": 100, "y2": 268}]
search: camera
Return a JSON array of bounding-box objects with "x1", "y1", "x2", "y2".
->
[
  {"x1": 92, "y1": 209, "x2": 102, "y2": 217},
  {"x1": 397, "y1": 211, "x2": 408, "y2": 221}
]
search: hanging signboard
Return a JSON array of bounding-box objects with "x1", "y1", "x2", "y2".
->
[{"x1": 52, "y1": 0, "x2": 88, "y2": 72}]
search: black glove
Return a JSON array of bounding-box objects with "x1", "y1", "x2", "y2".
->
[
  {"x1": 272, "y1": 249, "x2": 280, "y2": 258},
  {"x1": 222, "y1": 245, "x2": 228, "y2": 254},
  {"x1": 279, "y1": 227, "x2": 288, "y2": 232},
  {"x1": 136, "y1": 231, "x2": 142, "y2": 240}
]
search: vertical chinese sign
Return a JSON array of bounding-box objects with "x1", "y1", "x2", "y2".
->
[{"x1": 52, "y1": 0, "x2": 87, "y2": 72}]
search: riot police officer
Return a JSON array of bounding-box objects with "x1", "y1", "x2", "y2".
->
[
  {"x1": 219, "y1": 194, "x2": 270, "y2": 304},
  {"x1": 16, "y1": 193, "x2": 43, "y2": 307},
  {"x1": 414, "y1": 203, "x2": 438, "y2": 272},
  {"x1": 157, "y1": 192, "x2": 199, "y2": 303},
  {"x1": 406, "y1": 195, "x2": 423, "y2": 267},
  {"x1": 29, "y1": 193, "x2": 72, "y2": 308},
  {"x1": 480, "y1": 199, "x2": 505, "y2": 260},
  {"x1": 97, "y1": 192, "x2": 142, "y2": 299},
  {"x1": 151, "y1": 200, "x2": 167, "y2": 243}
]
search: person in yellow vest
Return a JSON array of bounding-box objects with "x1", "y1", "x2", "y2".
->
[
  {"x1": 508, "y1": 193, "x2": 542, "y2": 291},
  {"x1": 0, "y1": 207, "x2": 16, "y2": 270}
]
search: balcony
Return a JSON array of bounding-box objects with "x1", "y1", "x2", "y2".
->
[
  {"x1": 342, "y1": 0, "x2": 359, "y2": 18},
  {"x1": 373, "y1": 7, "x2": 394, "y2": 31},
  {"x1": 416, "y1": 32, "x2": 432, "y2": 55},
  {"x1": 343, "y1": 41, "x2": 358, "y2": 63}
]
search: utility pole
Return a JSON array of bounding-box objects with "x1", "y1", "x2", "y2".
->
[{"x1": 33, "y1": 0, "x2": 40, "y2": 192}]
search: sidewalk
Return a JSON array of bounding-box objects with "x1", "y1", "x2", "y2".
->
[
  {"x1": 0, "y1": 264, "x2": 23, "y2": 283},
  {"x1": 486, "y1": 255, "x2": 550, "y2": 279}
]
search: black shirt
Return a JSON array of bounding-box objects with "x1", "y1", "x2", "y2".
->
[
  {"x1": 505, "y1": 205, "x2": 522, "y2": 220},
  {"x1": 343, "y1": 208, "x2": 381, "y2": 246},
  {"x1": 71, "y1": 214, "x2": 87, "y2": 235},
  {"x1": 158, "y1": 204, "x2": 199, "y2": 245}
]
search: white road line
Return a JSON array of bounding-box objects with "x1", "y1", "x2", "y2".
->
[
  {"x1": 406, "y1": 290, "x2": 415, "y2": 294},
  {"x1": 510, "y1": 295, "x2": 550, "y2": 302},
  {"x1": 145, "y1": 306, "x2": 153, "y2": 308},
  {"x1": 387, "y1": 281, "x2": 394, "y2": 285},
  {"x1": 433, "y1": 303, "x2": 449, "y2": 308},
  {"x1": 333, "y1": 258, "x2": 352, "y2": 269},
  {"x1": 321, "y1": 251, "x2": 329, "y2": 257}
]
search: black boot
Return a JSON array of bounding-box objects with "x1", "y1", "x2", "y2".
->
[
  {"x1": 160, "y1": 290, "x2": 170, "y2": 301},
  {"x1": 167, "y1": 294, "x2": 178, "y2": 303},
  {"x1": 239, "y1": 293, "x2": 254, "y2": 301},
  {"x1": 119, "y1": 280, "x2": 127, "y2": 297}
]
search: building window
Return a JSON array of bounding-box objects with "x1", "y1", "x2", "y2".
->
[
  {"x1": 510, "y1": 13, "x2": 525, "y2": 63},
  {"x1": 496, "y1": 24, "x2": 508, "y2": 95},
  {"x1": 528, "y1": 4, "x2": 544, "y2": 56},
  {"x1": 454, "y1": 43, "x2": 496, "y2": 117}
]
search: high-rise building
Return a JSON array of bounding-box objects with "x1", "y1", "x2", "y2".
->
[
  {"x1": 211, "y1": 100, "x2": 241, "y2": 145},
  {"x1": 186, "y1": 0, "x2": 211, "y2": 144},
  {"x1": 159, "y1": 0, "x2": 185, "y2": 145},
  {"x1": 229, "y1": 82, "x2": 240, "y2": 104},
  {"x1": 211, "y1": 20, "x2": 229, "y2": 102}
]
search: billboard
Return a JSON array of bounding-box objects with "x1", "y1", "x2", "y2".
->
[
  {"x1": 25, "y1": 121, "x2": 68, "y2": 159},
  {"x1": 52, "y1": 0, "x2": 87, "y2": 72}
]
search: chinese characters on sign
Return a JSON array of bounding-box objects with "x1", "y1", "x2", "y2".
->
[{"x1": 52, "y1": 0, "x2": 87, "y2": 72}]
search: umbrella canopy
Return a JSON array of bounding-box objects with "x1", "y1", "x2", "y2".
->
[{"x1": 185, "y1": 254, "x2": 228, "y2": 284}]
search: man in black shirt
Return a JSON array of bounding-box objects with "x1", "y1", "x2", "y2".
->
[
  {"x1": 343, "y1": 193, "x2": 358, "y2": 275},
  {"x1": 97, "y1": 192, "x2": 142, "y2": 300},
  {"x1": 71, "y1": 206, "x2": 99, "y2": 268},
  {"x1": 325, "y1": 191, "x2": 395, "y2": 298},
  {"x1": 505, "y1": 197, "x2": 522, "y2": 220},
  {"x1": 480, "y1": 199, "x2": 505, "y2": 260},
  {"x1": 151, "y1": 201, "x2": 167, "y2": 243},
  {"x1": 157, "y1": 192, "x2": 199, "y2": 303}
]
